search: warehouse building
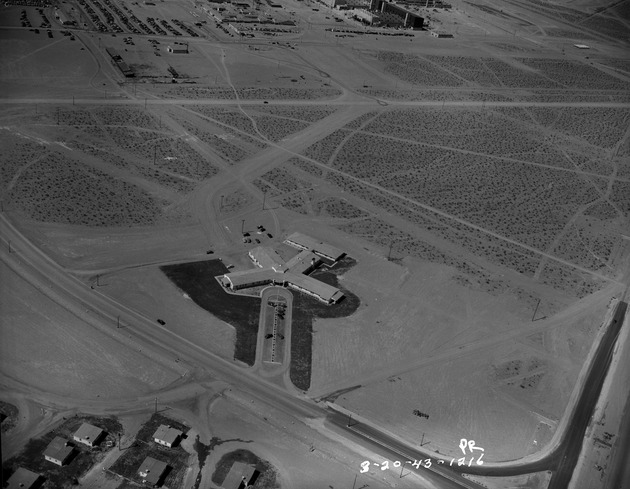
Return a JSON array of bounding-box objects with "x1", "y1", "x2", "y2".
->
[
  {"x1": 166, "y1": 42, "x2": 189, "y2": 53},
  {"x1": 366, "y1": 0, "x2": 424, "y2": 28}
]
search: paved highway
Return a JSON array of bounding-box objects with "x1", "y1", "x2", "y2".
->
[{"x1": 328, "y1": 302, "x2": 628, "y2": 487}]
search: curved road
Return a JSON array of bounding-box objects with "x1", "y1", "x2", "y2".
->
[{"x1": 327, "y1": 301, "x2": 628, "y2": 487}]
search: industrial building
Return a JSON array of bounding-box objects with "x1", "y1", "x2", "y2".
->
[
  {"x1": 105, "y1": 48, "x2": 134, "y2": 77},
  {"x1": 219, "y1": 234, "x2": 346, "y2": 304},
  {"x1": 368, "y1": 0, "x2": 424, "y2": 28}
]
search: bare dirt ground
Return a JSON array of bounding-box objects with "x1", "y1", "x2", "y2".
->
[{"x1": 1, "y1": 0, "x2": 630, "y2": 485}]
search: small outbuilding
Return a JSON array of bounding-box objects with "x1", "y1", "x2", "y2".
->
[
  {"x1": 431, "y1": 30, "x2": 453, "y2": 38},
  {"x1": 138, "y1": 457, "x2": 169, "y2": 487},
  {"x1": 222, "y1": 461, "x2": 259, "y2": 489},
  {"x1": 43, "y1": 437, "x2": 73, "y2": 466},
  {"x1": 152, "y1": 425, "x2": 183, "y2": 448},
  {"x1": 73, "y1": 422, "x2": 104, "y2": 447},
  {"x1": 6, "y1": 467, "x2": 41, "y2": 489},
  {"x1": 166, "y1": 42, "x2": 189, "y2": 53}
]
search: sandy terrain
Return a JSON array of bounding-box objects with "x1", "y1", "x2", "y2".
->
[{"x1": 1, "y1": 0, "x2": 630, "y2": 486}]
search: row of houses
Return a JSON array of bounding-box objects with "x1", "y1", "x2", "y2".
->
[{"x1": 8, "y1": 419, "x2": 256, "y2": 489}]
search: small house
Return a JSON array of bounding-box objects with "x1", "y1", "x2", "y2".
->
[
  {"x1": 43, "y1": 437, "x2": 73, "y2": 466},
  {"x1": 138, "y1": 457, "x2": 169, "y2": 487},
  {"x1": 6, "y1": 467, "x2": 41, "y2": 489},
  {"x1": 73, "y1": 422, "x2": 104, "y2": 447},
  {"x1": 222, "y1": 461, "x2": 259, "y2": 489},
  {"x1": 152, "y1": 425, "x2": 183, "y2": 448}
]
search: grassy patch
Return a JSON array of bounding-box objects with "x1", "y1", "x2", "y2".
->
[
  {"x1": 161, "y1": 260, "x2": 261, "y2": 365},
  {"x1": 211, "y1": 449, "x2": 279, "y2": 489},
  {"x1": 1, "y1": 415, "x2": 122, "y2": 488},
  {"x1": 0, "y1": 400, "x2": 19, "y2": 433},
  {"x1": 290, "y1": 257, "x2": 361, "y2": 391}
]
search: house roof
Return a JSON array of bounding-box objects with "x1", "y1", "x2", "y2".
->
[
  {"x1": 222, "y1": 462, "x2": 257, "y2": 489},
  {"x1": 284, "y1": 272, "x2": 342, "y2": 302},
  {"x1": 44, "y1": 437, "x2": 73, "y2": 463},
  {"x1": 6, "y1": 467, "x2": 40, "y2": 489},
  {"x1": 284, "y1": 250, "x2": 320, "y2": 274},
  {"x1": 138, "y1": 457, "x2": 169, "y2": 485},
  {"x1": 249, "y1": 246, "x2": 285, "y2": 270},
  {"x1": 152, "y1": 425, "x2": 182, "y2": 445},
  {"x1": 284, "y1": 232, "x2": 345, "y2": 261},
  {"x1": 73, "y1": 422, "x2": 104, "y2": 443},
  {"x1": 224, "y1": 268, "x2": 278, "y2": 288}
]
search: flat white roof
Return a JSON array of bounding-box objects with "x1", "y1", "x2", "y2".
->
[
  {"x1": 224, "y1": 268, "x2": 278, "y2": 287},
  {"x1": 73, "y1": 422, "x2": 104, "y2": 443},
  {"x1": 285, "y1": 250, "x2": 320, "y2": 274},
  {"x1": 284, "y1": 232, "x2": 345, "y2": 260},
  {"x1": 249, "y1": 246, "x2": 285, "y2": 270}
]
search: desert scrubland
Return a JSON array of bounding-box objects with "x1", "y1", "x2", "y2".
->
[{"x1": 1, "y1": 0, "x2": 630, "y2": 486}]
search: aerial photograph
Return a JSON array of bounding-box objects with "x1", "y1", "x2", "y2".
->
[{"x1": 0, "y1": 0, "x2": 628, "y2": 487}]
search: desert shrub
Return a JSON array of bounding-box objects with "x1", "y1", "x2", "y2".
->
[
  {"x1": 518, "y1": 58, "x2": 630, "y2": 90},
  {"x1": 376, "y1": 51, "x2": 464, "y2": 87},
  {"x1": 251, "y1": 115, "x2": 309, "y2": 142},
  {"x1": 8, "y1": 153, "x2": 162, "y2": 226},
  {"x1": 252, "y1": 105, "x2": 337, "y2": 122}
]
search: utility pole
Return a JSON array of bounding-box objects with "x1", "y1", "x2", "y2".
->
[
  {"x1": 57, "y1": 107, "x2": 60, "y2": 125},
  {"x1": 387, "y1": 240, "x2": 394, "y2": 260},
  {"x1": 154, "y1": 397, "x2": 158, "y2": 414},
  {"x1": 8, "y1": 240, "x2": 13, "y2": 253},
  {"x1": 262, "y1": 190, "x2": 266, "y2": 210},
  {"x1": 532, "y1": 299, "x2": 546, "y2": 321},
  {"x1": 153, "y1": 144, "x2": 157, "y2": 166},
  {"x1": 241, "y1": 219, "x2": 245, "y2": 234},
  {"x1": 118, "y1": 432, "x2": 121, "y2": 450},
  {"x1": 96, "y1": 274, "x2": 101, "y2": 286},
  {"x1": 352, "y1": 474, "x2": 357, "y2": 489},
  {"x1": 117, "y1": 316, "x2": 120, "y2": 328}
]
